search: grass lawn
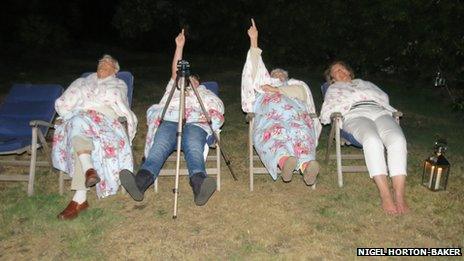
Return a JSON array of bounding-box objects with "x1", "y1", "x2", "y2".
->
[{"x1": 1, "y1": 49, "x2": 463, "y2": 259}]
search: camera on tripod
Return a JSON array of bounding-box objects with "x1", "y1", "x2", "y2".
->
[{"x1": 177, "y1": 60, "x2": 190, "y2": 77}]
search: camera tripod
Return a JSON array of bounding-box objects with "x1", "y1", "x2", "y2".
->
[{"x1": 157, "y1": 60, "x2": 237, "y2": 219}]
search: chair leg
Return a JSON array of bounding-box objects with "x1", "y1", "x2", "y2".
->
[
  {"x1": 326, "y1": 124, "x2": 335, "y2": 163},
  {"x1": 311, "y1": 183, "x2": 316, "y2": 190},
  {"x1": 28, "y1": 127, "x2": 38, "y2": 196},
  {"x1": 335, "y1": 120, "x2": 343, "y2": 187},
  {"x1": 216, "y1": 142, "x2": 221, "y2": 191},
  {"x1": 154, "y1": 178, "x2": 158, "y2": 193},
  {"x1": 37, "y1": 129, "x2": 52, "y2": 166},
  {"x1": 249, "y1": 118, "x2": 254, "y2": 191},
  {"x1": 59, "y1": 171, "x2": 65, "y2": 195}
]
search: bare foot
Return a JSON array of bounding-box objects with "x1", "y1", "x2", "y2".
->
[
  {"x1": 381, "y1": 196, "x2": 398, "y2": 215},
  {"x1": 373, "y1": 175, "x2": 398, "y2": 215},
  {"x1": 392, "y1": 175, "x2": 409, "y2": 215},
  {"x1": 394, "y1": 194, "x2": 410, "y2": 214}
]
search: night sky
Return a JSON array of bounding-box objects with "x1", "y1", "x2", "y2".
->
[{"x1": 0, "y1": 0, "x2": 462, "y2": 80}]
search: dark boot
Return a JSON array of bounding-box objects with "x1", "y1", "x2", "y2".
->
[
  {"x1": 120, "y1": 169, "x2": 154, "y2": 201},
  {"x1": 189, "y1": 172, "x2": 216, "y2": 206}
]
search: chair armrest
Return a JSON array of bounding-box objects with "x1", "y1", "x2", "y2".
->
[
  {"x1": 118, "y1": 116, "x2": 128, "y2": 133},
  {"x1": 330, "y1": 112, "x2": 343, "y2": 120},
  {"x1": 245, "y1": 113, "x2": 255, "y2": 123},
  {"x1": 29, "y1": 120, "x2": 54, "y2": 128},
  {"x1": 118, "y1": 116, "x2": 127, "y2": 124},
  {"x1": 393, "y1": 111, "x2": 403, "y2": 118}
]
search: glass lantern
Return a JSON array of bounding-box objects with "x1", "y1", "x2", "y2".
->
[{"x1": 422, "y1": 140, "x2": 450, "y2": 191}]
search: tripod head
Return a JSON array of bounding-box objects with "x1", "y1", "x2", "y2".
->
[{"x1": 177, "y1": 60, "x2": 191, "y2": 77}]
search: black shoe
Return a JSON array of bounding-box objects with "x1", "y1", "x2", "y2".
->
[
  {"x1": 189, "y1": 172, "x2": 216, "y2": 206},
  {"x1": 120, "y1": 169, "x2": 154, "y2": 201}
]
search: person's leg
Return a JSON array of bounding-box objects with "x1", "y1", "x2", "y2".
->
[
  {"x1": 344, "y1": 116, "x2": 396, "y2": 214},
  {"x1": 141, "y1": 121, "x2": 178, "y2": 178},
  {"x1": 72, "y1": 136, "x2": 99, "y2": 188},
  {"x1": 391, "y1": 175, "x2": 408, "y2": 214},
  {"x1": 375, "y1": 115, "x2": 409, "y2": 213},
  {"x1": 373, "y1": 175, "x2": 397, "y2": 215},
  {"x1": 182, "y1": 124, "x2": 216, "y2": 206},
  {"x1": 120, "y1": 121, "x2": 177, "y2": 201},
  {"x1": 182, "y1": 124, "x2": 207, "y2": 177},
  {"x1": 58, "y1": 136, "x2": 93, "y2": 220}
]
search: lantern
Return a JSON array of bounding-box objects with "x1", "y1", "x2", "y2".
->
[{"x1": 422, "y1": 140, "x2": 450, "y2": 191}]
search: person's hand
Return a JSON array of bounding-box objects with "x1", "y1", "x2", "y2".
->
[
  {"x1": 175, "y1": 29, "x2": 185, "y2": 47},
  {"x1": 247, "y1": 18, "x2": 258, "y2": 40},
  {"x1": 261, "y1": 84, "x2": 279, "y2": 93}
]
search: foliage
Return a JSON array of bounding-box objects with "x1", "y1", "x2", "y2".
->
[
  {"x1": 18, "y1": 15, "x2": 70, "y2": 49},
  {"x1": 1, "y1": 0, "x2": 462, "y2": 95}
]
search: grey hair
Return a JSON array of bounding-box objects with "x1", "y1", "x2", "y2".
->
[
  {"x1": 270, "y1": 68, "x2": 289, "y2": 80},
  {"x1": 99, "y1": 54, "x2": 120, "y2": 73},
  {"x1": 324, "y1": 60, "x2": 355, "y2": 84}
]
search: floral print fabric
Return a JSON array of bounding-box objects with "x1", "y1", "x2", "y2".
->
[
  {"x1": 52, "y1": 110, "x2": 133, "y2": 198},
  {"x1": 253, "y1": 93, "x2": 317, "y2": 179},
  {"x1": 144, "y1": 79, "x2": 225, "y2": 157}
]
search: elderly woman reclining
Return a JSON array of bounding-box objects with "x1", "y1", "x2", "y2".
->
[
  {"x1": 320, "y1": 61, "x2": 409, "y2": 215},
  {"x1": 119, "y1": 29, "x2": 225, "y2": 206},
  {"x1": 52, "y1": 55, "x2": 137, "y2": 220},
  {"x1": 242, "y1": 19, "x2": 322, "y2": 185}
]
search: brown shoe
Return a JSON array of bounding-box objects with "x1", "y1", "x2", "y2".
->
[
  {"x1": 85, "y1": 168, "x2": 100, "y2": 188},
  {"x1": 303, "y1": 160, "x2": 320, "y2": 186},
  {"x1": 281, "y1": 156, "x2": 297, "y2": 182},
  {"x1": 57, "y1": 201, "x2": 89, "y2": 220}
]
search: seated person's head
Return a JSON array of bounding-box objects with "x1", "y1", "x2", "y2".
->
[
  {"x1": 270, "y1": 68, "x2": 289, "y2": 83},
  {"x1": 97, "y1": 54, "x2": 120, "y2": 79},
  {"x1": 189, "y1": 74, "x2": 200, "y2": 88},
  {"x1": 324, "y1": 61, "x2": 354, "y2": 84}
]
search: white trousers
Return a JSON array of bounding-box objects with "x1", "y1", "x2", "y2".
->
[{"x1": 343, "y1": 107, "x2": 407, "y2": 178}]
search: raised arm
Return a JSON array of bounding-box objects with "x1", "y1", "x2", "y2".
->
[
  {"x1": 248, "y1": 18, "x2": 258, "y2": 48},
  {"x1": 171, "y1": 29, "x2": 185, "y2": 80}
]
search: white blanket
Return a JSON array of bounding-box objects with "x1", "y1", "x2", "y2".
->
[{"x1": 320, "y1": 79, "x2": 397, "y2": 126}]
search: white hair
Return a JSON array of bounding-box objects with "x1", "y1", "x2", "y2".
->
[
  {"x1": 270, "y1": 68, "x2": 288, "y2": 80},
  {"x1": 99, "y1": 54, "x2": 120, "y2": 73}
]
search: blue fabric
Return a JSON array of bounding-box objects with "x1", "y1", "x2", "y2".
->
[
  {"x1": 141, "y1": 121, "x2": 207, "y2": 178},
  {"x1": 321, "y1": 82, "x2": 330, "y2": 98},
  {"x1": 201, "y1": 81, "x2": 219, "y2": 96},
  {"x1": 0, "y1": 136, "x2": 30, "y2": 152},
  {"x1": 81, "y1": 71, "x2": 134, "y2": 106},
  {"x1": 320, "y1": 83, "x2": 362, "y2": 148},
  {"x1": 0, "y1": 84, "x2": 63, "y2": 153}
]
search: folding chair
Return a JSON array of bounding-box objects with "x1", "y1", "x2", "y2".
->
[
  {"x1": 321, "y1": 82, "x2": 403, "y2": 187},
  {"x1": 0, "y1": 84, "x2": 64, "y2": 196},
  {"x1": 154, "y1": 81, "x2": 222, "y2": 192},
  {"x1": 246, "y1": 83, "x2": 318, "y2": 191},
  {"x1": 58, "y1": 71, "x2": 134, "y2": 194}
]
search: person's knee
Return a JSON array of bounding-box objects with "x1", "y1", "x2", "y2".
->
[
  {"x1": 362, "y1": 134, "x2": 384, "y2": 150},
  {"x1": 388, "y1": 134, "x2": 407, "y2": 151},
  {"x1": 71, "y1": 136, "x2": 93, "y2": 152},
  {"x1": 183, "y1": 143, "x2": 204, "y2": 156}
]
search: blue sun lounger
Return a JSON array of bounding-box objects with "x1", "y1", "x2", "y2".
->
[{"x1": 0, "y1": 84, "x2": 63, "y2": 195}]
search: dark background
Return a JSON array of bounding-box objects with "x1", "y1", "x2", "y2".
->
[{"x1": 0, "y1": 0, "x2": 462, "y2": 87}]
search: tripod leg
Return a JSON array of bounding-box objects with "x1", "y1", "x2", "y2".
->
[
  {"x1": 189, "y1": 85, "x2": 238, "y2": 181},
  {"x1": 173, "y1": 77, "x2": 186, "y2": 219},
  {"x1": 159, "y1": 77, "x2": 179, "y2": 122}
]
